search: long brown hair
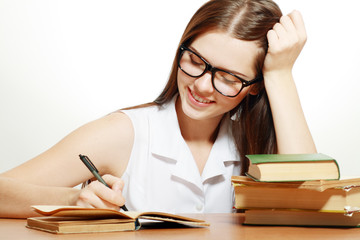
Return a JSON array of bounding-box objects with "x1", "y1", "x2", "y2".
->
[{"x1": 151, "y1": 0, "x2": 282, "y2": 175}]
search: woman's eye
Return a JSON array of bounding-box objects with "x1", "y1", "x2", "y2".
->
[
  {"x1": 217, "y1": 72, "x2": 238, "y2": 84},
  {"x1": 190, "y1": 55, "x2": 203, "y2": 66},
  {"x1": 221, "y1": 76, "x2": 237, "y2": 84}
]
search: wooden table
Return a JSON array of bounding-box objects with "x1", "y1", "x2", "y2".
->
[{"x1": 1, "y1": 213, "x2": 359, "y2": 240}]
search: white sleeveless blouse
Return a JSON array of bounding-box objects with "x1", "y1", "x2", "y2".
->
[{"x1": 120, "y1": 97, "x2": 240, "y2": 213}]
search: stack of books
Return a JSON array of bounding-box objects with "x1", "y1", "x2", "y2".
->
[{"x1": 232, "y1": 153, "x2": 360, "y2": 227}]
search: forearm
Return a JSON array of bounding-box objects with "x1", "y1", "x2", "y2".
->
[
  {"x1": 0, "y1": 177, "x2": 79, "y2": 218},
  {"x1": 265, "y1": 71, "x2": 317, "y2": 154},
  {"x1": 261, "y1": 10, "x2": 315, "y2": 153}
]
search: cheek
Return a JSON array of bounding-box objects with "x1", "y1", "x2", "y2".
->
[
  {"x1": 220, "y1": 90, "x2": 249, "y2": 110},
  {"x1": 176, "y1": 70, "x2": 184, "y2": 88},
  {"x1": 177, "y1": 70, "x2": 193, "y2": 88}
]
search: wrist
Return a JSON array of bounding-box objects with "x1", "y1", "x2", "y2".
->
[
  {"x1": 263, "y1": 70, "x2": 297, "y2": 95},
  {"x1": 66, "y1": 187, "x2": 81, "y2": 206},
  {"x1": 263, "y1": 69, "x2": 293, "y2": 83}
]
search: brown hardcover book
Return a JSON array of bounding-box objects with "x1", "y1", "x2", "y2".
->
[
  {"x1": 27, "y1": 217, "x2": 136, "y2": 234},
  {"x1": 231, "y1": 176, "x2": 360, "y2": 212},
  {"x1": 244, "y1": 209, "x2": 360, "y2": 227},
  {"x1": 26, "y1": 205, "x2": 209, "y2": 234},
  {"x1": 246, "y1": 153, "x2": 340, "y2": 182}
]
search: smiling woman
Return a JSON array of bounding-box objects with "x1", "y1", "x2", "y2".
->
[
  {"x1": 0, "y1": 0, "x2": 358, "y2": 219},
  {"x1": 176, "y1": 32, "x2": 261, "y2": 122}
]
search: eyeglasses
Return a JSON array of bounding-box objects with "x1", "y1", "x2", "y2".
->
[{"x1": 178, "y1": 44, "x2": 261, "y2": 97}]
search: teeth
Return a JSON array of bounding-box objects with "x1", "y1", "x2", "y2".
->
[{"x1": 191, "y1": 91, "x2": 212, "y2": 103}]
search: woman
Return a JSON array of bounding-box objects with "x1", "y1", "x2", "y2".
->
[{"x1": 0, "y1": 0, "x2": 316, "y2": 218}]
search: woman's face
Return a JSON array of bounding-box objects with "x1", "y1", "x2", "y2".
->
[{"x1": 177, "y1": 30, "x2": 260, "y2": 122}]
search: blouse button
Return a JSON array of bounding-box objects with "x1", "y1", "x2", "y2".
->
[{"x1": 196, "y1": 204, "x2": 203, "y2": 211}]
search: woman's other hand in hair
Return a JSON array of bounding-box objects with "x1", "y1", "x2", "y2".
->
[{"x1": 263, "y1": 10, "x2": 307, "y2": 79}]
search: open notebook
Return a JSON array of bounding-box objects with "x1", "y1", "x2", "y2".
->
[{"x1": 27, "y1": 205, "x2": 209, "y2": 234}]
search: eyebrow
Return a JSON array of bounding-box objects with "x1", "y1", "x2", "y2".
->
[{"x1": 188, "y1": 46, "x2": 250, "y2": 79}]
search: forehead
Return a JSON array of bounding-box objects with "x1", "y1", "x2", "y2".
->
[{"x1": 190, "y1": 31, "x2": 260, "y2": 78}]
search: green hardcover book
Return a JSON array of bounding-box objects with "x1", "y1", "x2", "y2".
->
[{"x1": 246, "y1": 153, "x2": 340, "y2": 182}]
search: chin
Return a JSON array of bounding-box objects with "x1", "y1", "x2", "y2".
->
[
  {"x1": 182, "y1": 102, "x2": 225, "y2": 122},
  {"x1": 181, "y1": 105, "x2": 205, "y2": 120}
]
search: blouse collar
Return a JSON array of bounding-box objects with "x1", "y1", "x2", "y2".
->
[{"x1": 149, "y1": 96, "x2": 240, "y2": 187}]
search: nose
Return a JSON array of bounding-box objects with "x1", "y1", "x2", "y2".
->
[{"x1": 194, "y1": 72, "x2": 215, "y2": 95}]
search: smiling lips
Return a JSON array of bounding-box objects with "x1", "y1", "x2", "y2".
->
[{"x1": 188, "y1": 87, "x2": 214, "y2": 106}]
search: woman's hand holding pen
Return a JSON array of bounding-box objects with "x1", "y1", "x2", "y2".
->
[{"x1": 75, "y1": 174, "x2": 126, "y2": 210}]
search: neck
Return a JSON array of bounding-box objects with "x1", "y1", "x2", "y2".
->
[{"x1": 175, "y1": 98, "x2": 223, "y2": 144}]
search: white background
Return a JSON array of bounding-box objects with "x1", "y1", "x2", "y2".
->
[{"x1": 0, "y1": 0, "x2": 359, "y2": 176}]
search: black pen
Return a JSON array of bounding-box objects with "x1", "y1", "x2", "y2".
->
[{"x1": 79, "y1": 154, "x2": 128, "y2": 211}]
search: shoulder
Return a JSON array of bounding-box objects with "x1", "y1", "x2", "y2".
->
[
  {"x1": 92, "y1": 102, "x2": 164, "y2": 137},
  {"x1": 120, "y1": 103, "x2": 160, "y2": 119},
  {"x1": 119, "y1": 103, "x2": 165, "y2": 129},
  {"x1": 79, "y1": 111, "x2": 134, "y2": 142}
]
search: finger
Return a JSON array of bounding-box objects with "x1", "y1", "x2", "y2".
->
[
  {"x1": 87, "y1": 181, "x2": 126, "y2": 207},
  {"x1": 76, "y1": 198, "x2": 94, "y2": 208},
  {"x1": 267, "y1": 29, "x2": 280, "y2": 52},
  {"x1": 279, "y1": 15, "x2": 302, "y2": 46},
  {"x1": 279, "y1": 15, "x2": 297, "y2": 35},
  {"x1": 102, "y1": 174, "x2": 125, "y2": 192},
  {"x1": 288, "y1": 10, "x2": 307, "y2": 39},
  {"x1": 77, "y1": 188, "x2": 109, "y2": 209},
  {"x1": 90, "y1": 197, "x2": 120, "y2": 210},
  {"x1": 272, "y1": 22, "x2": 288, "y2": 40}
]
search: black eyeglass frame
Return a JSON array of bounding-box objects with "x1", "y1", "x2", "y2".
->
[{"x1": 178, "y1": 44, "x2": 262, "y2": 97}]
